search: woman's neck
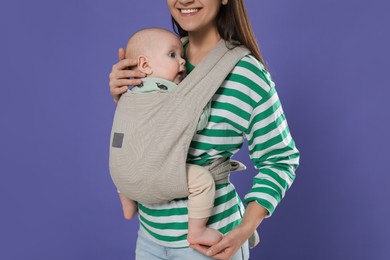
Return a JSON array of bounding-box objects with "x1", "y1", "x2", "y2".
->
[{"x1": 187, "y1": 27, "x2": 221, "y2": 66}]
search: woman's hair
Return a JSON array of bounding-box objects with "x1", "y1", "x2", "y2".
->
[{"x1": 172, "y1": 0, "x2": 267, "y2": 69}]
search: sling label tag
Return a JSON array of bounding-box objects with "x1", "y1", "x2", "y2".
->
[{"x1": 112, "y1": 133, "x2": 124, "y2": 148}]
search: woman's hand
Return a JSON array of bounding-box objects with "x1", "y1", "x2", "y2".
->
[
  {"x1": 109, "y1": 48, "x2": 146, "y2": 103},
  {"x1": 190, "y1": 201, "x2": 268, "y2": 260}
]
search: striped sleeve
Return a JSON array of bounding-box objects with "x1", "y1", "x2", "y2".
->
[{"x1": 241, "y1": 56, "x2": 300, "y2": 216}]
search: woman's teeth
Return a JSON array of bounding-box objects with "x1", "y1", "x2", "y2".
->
[{"x1": 181, "y1": 9, "x2": 199, "y2": 14}]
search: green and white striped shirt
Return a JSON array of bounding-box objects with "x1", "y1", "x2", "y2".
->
[{"x1": 138, "y1": 54, "x2": 300, "y2": 248}]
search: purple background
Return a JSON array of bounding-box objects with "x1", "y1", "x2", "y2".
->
[{"x1": 1, "y1": 0, "x2": 389, "y2": 259}]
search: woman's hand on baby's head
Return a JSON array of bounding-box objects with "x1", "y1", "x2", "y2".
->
[{"x1": 109, "y1": 48, "x2": 146, "y2": 103}]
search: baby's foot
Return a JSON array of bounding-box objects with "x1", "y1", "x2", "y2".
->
[
  {"x1": 187, "y1": 227, "x2": 223, "y2": 246},
  {"x1": 119, "y1": 193, "x2": 138, "y2": 220}
]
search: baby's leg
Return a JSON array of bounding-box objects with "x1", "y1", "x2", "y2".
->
[
  {"x1": 186, "y1": 164, "x2": 223, "y2": 246},
  {"x1": 118, "y1": 192, "x2": 138, "y2": 220}
]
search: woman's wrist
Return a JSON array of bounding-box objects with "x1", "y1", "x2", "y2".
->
[{"x1": 239, "y1": 201, "x2": 268, "y2": 234}]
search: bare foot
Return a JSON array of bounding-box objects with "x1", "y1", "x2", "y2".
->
[
  {"x1": 119, "y1": 193, "x2": 138, "y2": 220},
  {"x1": 187, "y1": 227, "x2": 223, "y2": 246}
]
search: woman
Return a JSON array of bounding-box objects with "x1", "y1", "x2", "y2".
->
[{"x1": 109, "y1": 0, "x2": 299, "y2": 259}]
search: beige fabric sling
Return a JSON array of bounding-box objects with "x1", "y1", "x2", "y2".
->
[{"x1": 109, "y1": 39, "x2": 250, "y2": 205}]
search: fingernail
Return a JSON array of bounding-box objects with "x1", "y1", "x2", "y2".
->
[{"x1": 206, "y1": 250, "x2": 212, "y2": 256}]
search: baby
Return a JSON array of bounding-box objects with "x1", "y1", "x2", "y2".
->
[{"x1": 120, "y1": 28, "x2": 222, "y2": 246}]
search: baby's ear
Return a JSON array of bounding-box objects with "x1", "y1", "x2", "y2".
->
[{"x1": 138, "y1": 55, "x2": 153, "y2": 75}]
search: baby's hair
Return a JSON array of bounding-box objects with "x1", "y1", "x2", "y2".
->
[{"x1": 125, "y1": 28, "x2": 177, "y2": 60}]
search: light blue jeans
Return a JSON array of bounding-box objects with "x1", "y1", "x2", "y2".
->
[{"x1": 135, "y1": 229, "x2": 250, "y2": 260}]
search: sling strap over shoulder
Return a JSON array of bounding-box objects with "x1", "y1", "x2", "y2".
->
[{"x1": 109, "y1": 39, "x2": 250, "y2": 204}]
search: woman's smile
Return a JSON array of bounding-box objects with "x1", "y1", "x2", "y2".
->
[
  {"x1": 168, "y1": 0, "x2": 223, "y2": 34},
  {"x1": 179, "y1": 8, "x2": 200, "y2": 15}
]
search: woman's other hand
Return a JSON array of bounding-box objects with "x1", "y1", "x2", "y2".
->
[
  {"x1": 190, "y1": 201, "x2": 268, "y2": 259},
  {"x1": 109, "y1": 48, "x2": 145, "y2": 103}
]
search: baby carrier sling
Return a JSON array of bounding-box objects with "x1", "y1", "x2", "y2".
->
[{"x1": 109, "y1": 38, "x2": 250, "y2": 205}]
